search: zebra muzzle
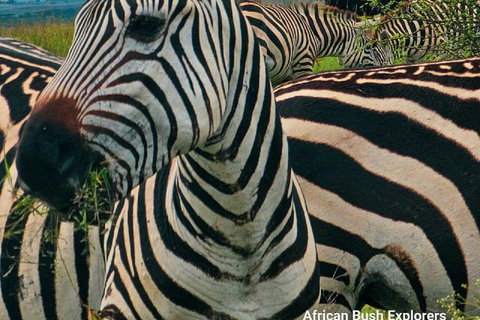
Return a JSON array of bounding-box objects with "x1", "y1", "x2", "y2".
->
[{"x1": 16, "y1": 98, "x2": 99, "y2": 209}]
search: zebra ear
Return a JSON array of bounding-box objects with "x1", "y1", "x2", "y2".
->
[
  {"x1": 353, "y1": 22, "x2": 375, "y2": 41},
  {"x1": 353, "y1": 21, "x2": 364, "y2": 31},
  {"x1": 363, "y1": 28, "x2": 375, "y2": 41},
  {"x1": 379, "y1": 30, "x2": 390, "y2": 42}
]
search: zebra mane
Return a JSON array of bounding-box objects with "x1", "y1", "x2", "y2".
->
[
  {"x1": 322, "y1": 5, "x2": 361, "y2": 21},
  {"x1": 291, "y1": 2, "x2": 361, "y2": 22},
  {"x1": 379, "y1": 1, "x2": 411, "y2": 22}
]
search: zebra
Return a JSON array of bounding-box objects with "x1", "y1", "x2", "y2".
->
[
  {"x1": 274, "y1": 58, "x2": 480, "y2": 314},
  {"x1": 337, "y1": 26, "x2": 393, "y2": 68},
  {"x1": 0, "y1": 37, "x2": 106, "y2": 320},
  {"x1": 373, "y1": 0, "x2": 479, "y2": 62},
  {"x1": 15, "y1": 0, "x2": 321, "y2": 318},
  {"x1": 0, "y1": 37, "x2": 62, "y2": 180},
  {"x1": 239, "y1": 1, "x2": 322, "y2": 85},
  {"x1": 239, "y1": 1, "x2": 392, "y2": 86},
  {"x1": 13, "y1": 1, "x2": 480, "y2": 319},
  {"x1": 288, "y1": 3, "x2": 393, "y2": 68}
]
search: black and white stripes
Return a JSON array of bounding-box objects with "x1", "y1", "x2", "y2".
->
[
  {"x1": 375, "y1": 0, "x2": 479, "y2": 62},
  {"x1": 290, "y1": 3, "x2": 393, "y2": 68},
  {"x1": 239, "y1": 1, "x2": 392, "y2": 86},
  {"x1": 240, "y1": 1, "x2": 321, "y2": 85},
  {"x1": 275, "y1": 58, "x2": 480, "y2": 313},
  {"x1": 10, "y1": 0, "x2": 480, "y2": 319},
  {"x1": 0, "y1": 37, "x2": 62, "y2": 189}
]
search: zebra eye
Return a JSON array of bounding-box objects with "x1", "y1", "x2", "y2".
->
[{"x1": 127, "y1": 15, "x2": 165, "y2": 43}]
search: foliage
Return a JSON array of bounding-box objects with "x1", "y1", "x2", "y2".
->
[
  {"x1": 361, "y1": 304, "x2": 388, "y2": 316},
  {"x1": 365, "y1": 0, "x2": 480, "y2": 61},
  {"x1": 406, "y1": 0, "x2": 479, "y2": 59},
  {"x1": 360, "y1": 281, "x2": 480, "y2": 320},
  {"x1": 438, "y1": 280, "x2": 480, "y2": 320},
  {"x1": 65, "y1": 166, "x2": 113, "y2": 232},
  {"x1": 361, "y1": 0, "x2": 400, "y2": 17}
]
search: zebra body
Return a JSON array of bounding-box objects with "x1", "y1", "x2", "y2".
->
[
  {"x1": 239, "y1": 1, "x2": 392, "y2": 85},
  {"x1": 289, "y1": 3, "x2": 393, "y2": 68},
  {"x1": 275, "y1": 58, "x2": 480, "y2": 313},
  {"x1": 15, "y1": 0, "x2": 321, "y2": 318},
  {"x1": 0, "y1": 37, "x2": 105, "y2": 320},
  {"x1": 239, "y1": 1, "x2": 321, "y2": 85}
]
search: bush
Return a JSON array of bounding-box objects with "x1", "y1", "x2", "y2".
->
[
  {"x1": 365, "y1": 0, "x2": 480, "y2": 61},
  {"x1": 438, "y1": 279, "x2": 480, "y2": 320}
]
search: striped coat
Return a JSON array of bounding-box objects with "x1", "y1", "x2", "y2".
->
[
  {"x1": 275, "y1": 58, "x2": 480, "y2": 314},
  {"x1": 290, "y1": 3, "x2": 394, "y2": 68},
  {"x1": 240, "y1": 1, "x2": 321, "y2": 85},
  {"x1": 375, "y1": 0, "x2": 480, "y2": 62}
]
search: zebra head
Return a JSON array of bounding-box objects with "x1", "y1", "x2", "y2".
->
[
  {"x1": 370, "y1": 29, "x2": 394, "y2": 66},
  {"x1": 16, "y1": 0, "x2": 262, "y2": 208},
  {"x1": 339, "y1": 27, "x2": 394, "y2": 68}
]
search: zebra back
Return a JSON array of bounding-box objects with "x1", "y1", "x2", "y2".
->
[{"x1": 275, "y1": 58, "x2": 480, "y2": 314}]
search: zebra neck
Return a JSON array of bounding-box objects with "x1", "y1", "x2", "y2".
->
[
  {"x1": 295, "y1": 6, "x2": 357, "y2": 57},
  {"x1": 319, "y1": 14, "x2": 356, "y2": 57},
  {"x1": 167, "y1": 41, "x2": 306, "y2": 258},
  {"x1": 173, "y1": 109, "x2": 295, "y2": 257}
]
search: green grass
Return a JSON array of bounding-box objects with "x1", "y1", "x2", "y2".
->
[
  {"x1": 0, "y1": 20, "x2": 74, "y2": 57},
  {"x1": 314, "y1": 56, "x2": 343, "y2": 73},
  {"x1": 65, "y1": 166, "x2": 113, "y2": 232},
  {"x1": 361, "y1": 305, "x2": 387, "y2": 315}
]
